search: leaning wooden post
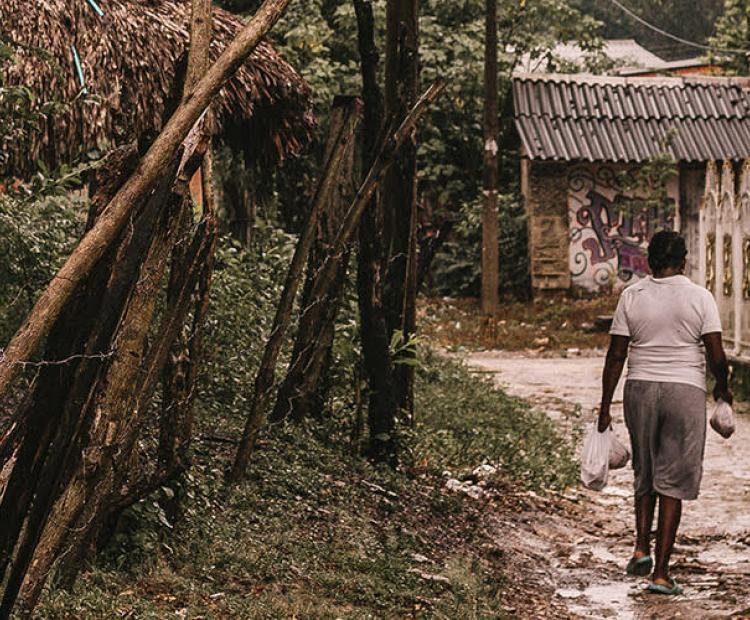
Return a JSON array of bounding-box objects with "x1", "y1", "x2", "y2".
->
[
  {"x1": 228, "y1": 81, "x2": 445, "y2": 480},
  {"x1": 271, "y1": 98, "x2": 358, "y2": 423},
  {"x1": 0, "y1": 0, "x2": 293, "y2": 400},
  {"x1": 400, "y1": 187, "x2": 419, "y2": 421},
  {"x1": 309, "y1": 82, "x2": 445, "y2": 305},
  {"x1": 228, "y1": 99, "x2": 363, "y2": 481}
]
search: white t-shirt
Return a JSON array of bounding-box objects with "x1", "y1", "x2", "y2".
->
[{"x1": 609, "y1": 275, "x2": 722, "y2": 391}]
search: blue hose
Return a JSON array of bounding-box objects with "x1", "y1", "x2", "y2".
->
[
  {"x1": 85, "y1": 0, "x2": 105, "y2": 17},
  {"x1": 71, "y1": 45, "x2": 88, "y2": 94}
]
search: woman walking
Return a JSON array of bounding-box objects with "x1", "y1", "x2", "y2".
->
[{"x1": 597, "y1": 230, "x2": 732, "y2": 595}]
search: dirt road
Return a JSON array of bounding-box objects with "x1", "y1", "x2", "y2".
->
[{"x1": 467, "y1": 350, "x2": 750, "y2": 619}]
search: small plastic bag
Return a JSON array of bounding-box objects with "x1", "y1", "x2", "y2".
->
[
  {"x1": 609, "y1": 434, "x2": 631, "y2": 470},
  {"x1": 581, "y1": 425, "x2": 611, "y2": 491},
  {"x1": 710, "y1": 399, "x2": 735, "y2": 439}
]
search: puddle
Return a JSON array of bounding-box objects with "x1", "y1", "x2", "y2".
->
[
  {"x1": 568, "y1": 582, "x2": 637, "y2": 619},
  {"x1": 556, "y1": 588, "x2": 585, "y2": 599}
]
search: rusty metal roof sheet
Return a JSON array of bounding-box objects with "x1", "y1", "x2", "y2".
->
[{"x1": 513, "y1": 73, "x2": 750, "y2": 163}]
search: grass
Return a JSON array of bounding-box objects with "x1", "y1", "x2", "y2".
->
[
  {"x1": 420, "y1": 294, "x2": 618, "y2": 352},
  {"x1": 32, "y1": 353, "x2": 577, "y2": 619},
  {"x1": 411, "y1": 351, "x2": 579, "y2": 491}
]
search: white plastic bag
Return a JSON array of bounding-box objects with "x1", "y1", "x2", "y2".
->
[
  {"x1": 609, "y1": 434, "x2": 631, "y2": 470},
  {"x1": 581, "y1": 425, "x2": 610, "y2": 491},
  {"x1": 710, "y1": 399, "x2": 735, "y2": 439}
]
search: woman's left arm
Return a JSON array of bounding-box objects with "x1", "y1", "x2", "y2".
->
[{"x1": 598, "y1": 335, "x2": 630, "y2": 432}]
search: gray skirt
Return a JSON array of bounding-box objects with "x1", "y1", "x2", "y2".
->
[{"x1": 623, "y1": 380, "x2": 707, "y2": 501}]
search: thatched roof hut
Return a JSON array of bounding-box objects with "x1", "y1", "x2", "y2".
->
[{"x1": 0, "y1": 0, "x2": 315, "y2": 178}]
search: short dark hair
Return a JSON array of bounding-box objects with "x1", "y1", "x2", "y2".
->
[{"x1": 648, "y1": 230, "x2": 687, "y2": 273}]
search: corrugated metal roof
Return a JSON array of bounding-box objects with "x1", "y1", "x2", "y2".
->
[{"x1": 513, "y1": 74, "x2": 750, "y2": 163}]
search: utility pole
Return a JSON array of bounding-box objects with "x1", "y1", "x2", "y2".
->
[{"x1": 481, "y1": 0, "x2": 499, "y2": 315}]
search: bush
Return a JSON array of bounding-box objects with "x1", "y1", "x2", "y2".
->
[
  {"x1": 195, "y1": 227, "x2": 297, "y2": 438},
  {"x1": 0, "y1": 174, "x2": 88, "y2": 346},
  {"x1": 429, "y1": 190, "x2": 531, "y2": 300}
]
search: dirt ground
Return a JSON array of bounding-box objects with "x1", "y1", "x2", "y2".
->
[
  {"x1": 420, "y1": 296, "x2": 617, "y2": 352},
  {"x1": 467, "y1": 350, "x2": 750, "y2": 619}
]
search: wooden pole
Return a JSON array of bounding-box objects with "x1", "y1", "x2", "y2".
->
[
  {"x1": 383, "y1": 0, "x2": 420, "y2": 413},
  {"x1": 271, "y1": 97, "x2": 358, "y2": 423},
  {"x1": 481, "y1": 0, "x2": 499, "y2": 315}
]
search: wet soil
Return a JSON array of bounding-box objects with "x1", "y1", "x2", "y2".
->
[{"x1": 467, "y1": 350, "x2": 750, "y2": 619}]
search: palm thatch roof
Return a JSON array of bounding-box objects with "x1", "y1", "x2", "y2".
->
[{"x1": 0, "y1": 0, "x2": 315, "y2": 178}]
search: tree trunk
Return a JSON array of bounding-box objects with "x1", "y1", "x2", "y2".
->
[
  {"x1": 301, "y1": 83, "x2": 443, "y2": 463},
  {"x1": 399, "y1": 187, "x2": 419, "y2": 421},
  {"x1": 481, "y1": 0, "x2": 499, "y2": 315},
  {"x1": 271, "y1": 97, "x2": 358, "y2": 423},
  {"x1": 0, "y1": 0, "x2": 293, "y2": 401},
  {"x1": 27, "y1": 202, "x2": 213, "y2": 604},
  {"x1": 18, "y1": 189, "x2": 185, "y2": 608},
  {"x1": 229, "y1": 100, "x2": 363, "y2": 481},
  {"x1": 241, "y1": 79, "x2": 441, "y2": 471},
  {"x1": 352, "y1": 0, "x2": 397, "y2": 462},
  {"x1": 160, "y1": 0, "x2": 215, "y2": 477},
  {"x1": 382, "y1": 0, "x2": 420, "y2": 415}
]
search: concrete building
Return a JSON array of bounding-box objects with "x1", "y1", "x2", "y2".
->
[{"x1": 513, "y1": 73, "x2": 750, "y2": 295}]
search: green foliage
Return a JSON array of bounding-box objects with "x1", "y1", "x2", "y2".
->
[
  {"x1": 413, "y1": 3, "x2": 600, "y2": 301},
  {"x1": 410, "y1": 351, "x2": 579, "y2": 491},
  {"x1": 574, "y1": 0, "x2": 724, "y2": 60},
  {"x1": 417, "y1": 0, "x2": 601, "y2": 237},
  {"x1": 102, "y1": 486, "x2": 181, "y2": 571},
  {"x1": 0, "y1": 166, "x2": 91, "y2": 345},
  {"x1": 216, "y1": 1, "x2": 602, "y2": 298},
  {"x1": 709, "y1": 0, "x2": 750, "y2": 74},
  {"x1": 0, "y1": 36, "x2": 93, "y2": 346},
  {"x1": 389, "y1": 330, "x2": 422, "y2": 367},
  {"x1": 195, "y1": 230, "x2": 297, "y2": 437},
  {"x1": 430, "y1": 190, "x2": 530, "y2": 299}
]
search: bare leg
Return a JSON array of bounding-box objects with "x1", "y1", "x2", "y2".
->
[
  {"x1": 653, "y1": 494, "x2": 682, "y2": 585},
  {"x1": 634, "y1": 493, "x2": 657, "y2": 558}
]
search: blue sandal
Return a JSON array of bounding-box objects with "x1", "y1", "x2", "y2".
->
[
  {"x1": 647, "y1": 577, "x2": 683, "y2": 595},
  {"x1": 626, "y1": 555, "x2": 653, "y2": 576}
]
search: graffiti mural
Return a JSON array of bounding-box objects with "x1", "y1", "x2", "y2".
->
[{"x1": 568, "y1": 165, "x2": 678, "y2": 291}]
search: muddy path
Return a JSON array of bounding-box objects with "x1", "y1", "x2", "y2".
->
[{"x1": 467, "y1": 350, "x2": 750, "y2": 619}]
